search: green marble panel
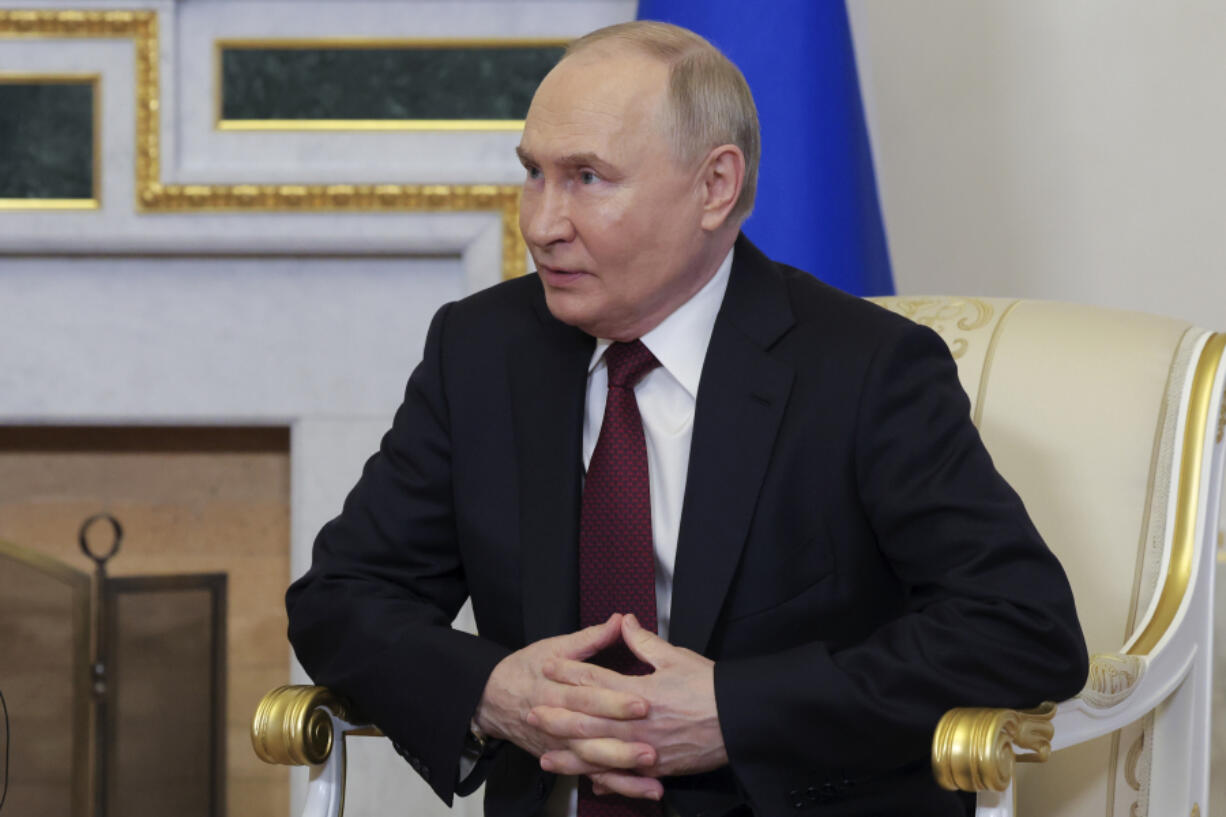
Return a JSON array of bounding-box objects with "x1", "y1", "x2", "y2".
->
[
  {"x1": 0, "y1": 81, "x2": 94, "y2": 199},
  {"x1": 221, "y1": 45, "x2": 566, "y2": 122}
]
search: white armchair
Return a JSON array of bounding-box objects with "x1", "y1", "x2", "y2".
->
[
  {"x1": 255, "y1": 296, "x2": 1224, "y2": 817},
  {"x1": 872, "y1": 297, "x2": 1221, "y2": 817}
]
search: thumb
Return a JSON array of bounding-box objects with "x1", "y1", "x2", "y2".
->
[
  {"x1": 621, "y1": 614, "x2": 667, "y2": 668},
  {"x1": 559, "y1": 613, "x2": 624, "y2": 660}
]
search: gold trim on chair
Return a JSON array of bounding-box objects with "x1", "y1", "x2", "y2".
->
[
  {"x1": 931, "y1": 702, "x2": 1056, "y2": 792},
  {"x1": 251, "y1": 684, "x2": 354, "y2": 766},
  {"x1": 864, "y1": 296, "x2": 995, "y2": 360},
  {"x1": 1127, "y1": 332, "x2": 1226, "y2": 655}
]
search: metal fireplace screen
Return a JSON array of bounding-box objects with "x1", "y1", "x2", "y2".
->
[
  {"x1": 0, "y1": 517, "x2": 226, "y2": 817},
  {"x1": 0, "y1": 540, "x2": 90, "y2": 816},
  {"x1": 103, "y1": 575, "x2": 226, "y2": 817}
]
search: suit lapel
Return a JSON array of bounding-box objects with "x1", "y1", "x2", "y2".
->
[
  {"x1": 669, "y1": 237, "x2": 795, "y2": 654},
  {"x1": 512, "y1": 290, "x2": 594, "y2": 644}
]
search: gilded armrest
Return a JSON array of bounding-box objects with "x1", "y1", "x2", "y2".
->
[
  {"x1": 931, "y1": 701, "x2": 1056, "y2": 792},
  {"x1": 251, "y1": 684, "x2": 382, "y2": 766}
]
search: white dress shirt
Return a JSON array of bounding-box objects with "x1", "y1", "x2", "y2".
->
[{"x1": 547, "y1": 247, "x2": 733, "y2": 817}]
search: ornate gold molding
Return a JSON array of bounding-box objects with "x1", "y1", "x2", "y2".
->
[
  {"x1": 868, "y1": 297, "x2": 995, "y2": 359},
  {"x1": 1128, "y1": 332, "x2": 1226, "y2": 655},
  {"x1": 251, "y1": 684, "x2": 353, "y2": 766},
  {"x1": 1078, "y1": 653, "x2": 1145, "y2": 708},
  {"x1": 0, "y1": 9, "x2": 527, "y2": 279},
  {"x1": 931, "y1": 701, "x2": 1056, "y2": 792}
]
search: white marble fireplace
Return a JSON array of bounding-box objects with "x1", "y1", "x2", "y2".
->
[{"x1": 0, "y1": 1, "x2": 635, "y2": 815}]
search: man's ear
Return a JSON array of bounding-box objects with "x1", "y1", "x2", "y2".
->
[{"x1": 698, "y1": 144, "x2": 745, "y2": 231}]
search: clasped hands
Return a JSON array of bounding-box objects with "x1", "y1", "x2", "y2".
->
[{"x1": 473, "y1": 613, "x2": 727, "y2": 801}]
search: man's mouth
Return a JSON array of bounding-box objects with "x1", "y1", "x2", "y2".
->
[{"x1": 539, "y1": 264, "x2": 587, "y2": 281}]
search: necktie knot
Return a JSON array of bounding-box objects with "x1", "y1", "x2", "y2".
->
[{"x1": 604, "y1": 340, "x2": 659, "y2": 389}]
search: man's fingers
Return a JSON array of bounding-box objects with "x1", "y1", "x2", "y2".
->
[
  {"x1": 540, "y1": 739, "x2": 655, "y2": 773},
  {"x1": 589, "y1": 770, "x2": 665, "y2": 801},
  {"x1": 557, "y1": 614, "x2": 624, "y2": 661},
  {"x1": 539, "y1": 749, "x2": 601, "y2": 776},
  {"x1": 539, "y1": 672, "x2": 647, "y2": 719},
  {"x1": 621, "y1": 613, "x2": 667, "y2": 668},
  {"x1": 528, "y1": 705, "x2": 637, "y2": 740},
  {"x1": 544, "y1": 657, "x2": 627, "y2": 690}
]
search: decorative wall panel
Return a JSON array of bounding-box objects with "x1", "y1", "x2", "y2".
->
[
  {"x1": 219, "y1": 40, "x2": 565, "y2": 129},
  {"x1": 0, "y1": 75, "x2": 97, "y2": 205}
]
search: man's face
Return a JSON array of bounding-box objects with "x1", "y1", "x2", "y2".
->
[{"x1": 517, "y1": 48, "x2": 714, "y2": 341}]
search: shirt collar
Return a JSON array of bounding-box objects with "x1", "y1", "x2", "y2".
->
[{"x1": 588, "y1": 247, "x2": 734, "y2": 399}]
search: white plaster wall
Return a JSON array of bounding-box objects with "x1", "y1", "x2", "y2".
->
[{"x1": 848, "y1": 0, "x2": 1226, "y2": 330}]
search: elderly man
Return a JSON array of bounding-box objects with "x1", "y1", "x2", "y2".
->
[{"x1": 287, "y1": 20, "x2": 1087, "y2": 817}]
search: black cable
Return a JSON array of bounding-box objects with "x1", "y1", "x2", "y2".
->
[{"x1": 0, "y1": 687, "x2": 8, "y2": 812}]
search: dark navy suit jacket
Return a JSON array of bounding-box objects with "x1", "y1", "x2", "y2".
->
[{"x1": 287, "y1": 235, "x2": 1087, "y2": 817}]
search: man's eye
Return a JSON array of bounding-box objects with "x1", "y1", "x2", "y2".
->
[
  {"x1": 579, "y1": 170, "x2": 598, "y2": 184},
  {"x1": 524, "y1": 166, "x2": 542, "y2": 180}
]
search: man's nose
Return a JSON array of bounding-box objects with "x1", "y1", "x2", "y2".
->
[{"x1": 521, "y1": 185, "x2": 575, "y2": 247}]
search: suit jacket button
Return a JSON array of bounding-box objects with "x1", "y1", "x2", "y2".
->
[{"x1": 536, "y1": 779, "x2": 548, "y2": 797}]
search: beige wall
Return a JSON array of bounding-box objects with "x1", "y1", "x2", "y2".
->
[{"x1": 848, "y1": 0, "x2": 1226, "y2": 329}]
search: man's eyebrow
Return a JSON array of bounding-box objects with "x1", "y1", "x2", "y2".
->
[
  {"x1": 557, "y1": 152, "x2": 608, "y2": 169},
  {"x1": 514, "y1": 147, "x2": 611, "y2": 170}
]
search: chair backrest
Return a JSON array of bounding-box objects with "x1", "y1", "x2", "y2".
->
[{"x1": 870, "y1": 296, "x2": 1221, "y2": 817}]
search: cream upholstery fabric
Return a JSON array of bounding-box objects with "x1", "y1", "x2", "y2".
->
[{"x1": 871, "y1": 296, "x2": 1219, "y2": 817}]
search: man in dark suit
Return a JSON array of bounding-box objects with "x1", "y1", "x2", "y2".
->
[{"x1": 286, "y1": 20, "x2": 1087, "y2": 817}]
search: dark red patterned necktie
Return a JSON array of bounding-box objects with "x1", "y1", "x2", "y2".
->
[{"x1": 577, "y1": 340, "x2": 664, "y2": 817}]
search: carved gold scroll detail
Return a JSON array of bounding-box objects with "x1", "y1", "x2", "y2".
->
[
  {"x1": 1078, "y1": 653, "x2": 1145, "y2": 708},
  {"x1": 931, "y1": 701, "x2": 1056, "y2": 792},
  {"x1": 251, "y1": 684, "x2": 355, "y2": 766},
  {"x1": 870, "y1": 297, "x2": 995, "y2": 360},
  {"x1": 0, "y1": 9, "x2": 527, "y2": 279}
]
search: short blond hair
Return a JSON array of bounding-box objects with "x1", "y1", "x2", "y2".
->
[{"x1": 565, "y1": 20, "x2": 760, "y2": 223}]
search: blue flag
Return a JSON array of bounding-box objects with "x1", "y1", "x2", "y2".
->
[{"x1": 636, "y1": 0, "x2": 894, "y2": 295}]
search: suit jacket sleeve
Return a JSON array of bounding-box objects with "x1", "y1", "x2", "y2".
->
[
  {"x1": 286, "y1": 302, "x2": 510, "y2": 805},
  {"x1": 714, "y1": 320, "x2": 1088, "y2": 800}
]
